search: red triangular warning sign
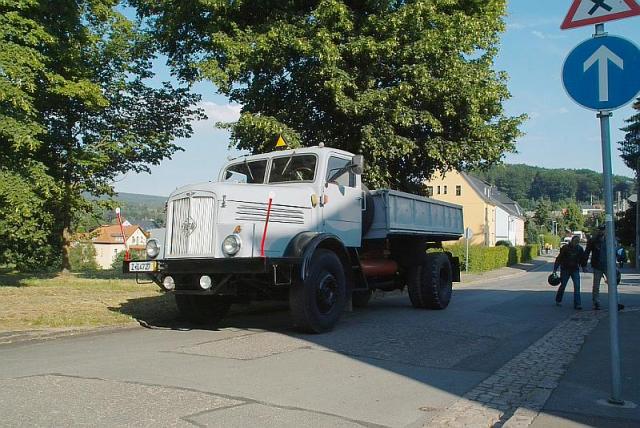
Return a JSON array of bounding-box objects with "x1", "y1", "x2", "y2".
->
[{"x1": 561, "y1": 0, "x2": 640, "y2": 29}]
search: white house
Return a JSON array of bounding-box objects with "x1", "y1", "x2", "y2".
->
[{"x1": 90, "y1": 224, "x2": 147, "y2": 269}]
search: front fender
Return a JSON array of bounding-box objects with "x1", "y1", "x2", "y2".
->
[{"x1": 284, "y1": 232, "x2": 350, "y2": 281}]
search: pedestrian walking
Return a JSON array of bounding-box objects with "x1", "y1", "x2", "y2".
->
[
  {"x1": 616, "y1": 245, "x2": 626, "y2": 269},
  {"x1": 583, "y1": 225, "x2": 624, "y2": 311},
  {"x1": 553, "y1": 235, "x2": 585, "y2": 310}
]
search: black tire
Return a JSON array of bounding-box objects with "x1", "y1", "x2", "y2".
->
[
  {"x1": 407, "y1": 253, "x2": 453, "y2": 309},
  {"x1": 362, "y1": 184, "x2": 375, "y2": 236},
  {"x1": 290, "y1": 249, "x2": 347, "y2": 333},
  {"x1": 352, "y1": 289, "x2": 372, "y2": 308},
  {"x1": 174, "y1": 294, "x2": 231, "y2": 325}
]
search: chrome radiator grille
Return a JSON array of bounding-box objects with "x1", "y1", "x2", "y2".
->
[
  {"x1": 168, "y1": 196, "x2": 216, "y2": 256},
  {"x1": 235, "y1": 202, "x2": 305, "y2": 225}
]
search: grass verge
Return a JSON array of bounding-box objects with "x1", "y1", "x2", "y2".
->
[{"x1": 0, "y1": 270, "x2": 176, "y2": 332}]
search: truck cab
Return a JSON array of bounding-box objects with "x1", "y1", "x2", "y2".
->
[{"x1": 125, "y1": 145, "x2": 463, "y2": 333}]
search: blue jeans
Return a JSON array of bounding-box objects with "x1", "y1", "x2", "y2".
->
[{"x1": 556, "y1": 269, "x2": 581, "y2": 308}]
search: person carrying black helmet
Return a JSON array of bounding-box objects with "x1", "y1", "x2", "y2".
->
[{"x1": 553, "y1": 235, "x2": 586, "y2": 309}]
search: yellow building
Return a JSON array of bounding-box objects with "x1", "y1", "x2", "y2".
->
[{"x1": 424, "y1": 171, "x2": 525, "y2": 246}]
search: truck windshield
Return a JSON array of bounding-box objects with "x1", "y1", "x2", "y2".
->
[
  {"x1": 222, "y1": 159, "x2": 267, "y2": 184},
  {"x1": 269, "y1": 154, "x2": 317, "y2": 183}
]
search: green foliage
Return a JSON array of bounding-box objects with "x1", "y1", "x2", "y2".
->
[
  {"x1": 0, "y1": 166, "x2": 58, "y2": 270},
  {"x1": 495, "y1": 240, "x2": 512, "y2": 247},
  {"x1": 110, "y1": 249, "x2": 145, "y2": 270},
  {"x1": 0, "y1": 1, "x2": 203, "y2": 271},
  {"x1": 628, "y1": 247, "x2": 636, "y2": 268},
  {"x1": 473, "y1": 163, "x2": 633, "y2": 207},
  {"x1": 619, "y1": 98, "x2": 640, "y2": 171},
  {"x1": 132, "y1": 0, "x2": 524, "y2": 192},
  {"x1": 525, "y1": 220, "x2": 542, "y2": 245},
  {"x1": 446, "y1": 244, "x2": 538, "y2": 272},
  {"x1": 563, "y1": 202, "x2": 584, "y2": 231},
  {"x1": 69, "y1": 241, "x2": 98, "y2": 272},
  {"x1": 0, "y1": 0, "x2": 52, "y2": 153},
  {"x1": 534, "y1": 200, "x2": 552, "y2": 227},
  {"x1": 542, "y1": 233, "x2": 561, "y2": 249},
  {"x1": 615, "y1": 205, "x2": 635, "y2": 247}
]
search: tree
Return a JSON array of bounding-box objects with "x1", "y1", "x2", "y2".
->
[
  {"x1": 619, "y1": 98, "x2": 640, "y2": 170},
  {"x1": 132, "y1": 0, "x2": 524, "y2": 192},
  {"x1": 534, "y1": 199, "x2": 551, "y2": 228},
  {"x1": 529, "y1": 171, "x2": 577, "y2": 202},
  {"x1": 0, "y1": 168, "x2": 57, "y2": 270},
  {"x1": 10, "y1": 1, "x2": 204, "y2": 270},
  {"x1": 563, "y1": 202, "x2": 584, "y2": 232},
  {"x1": 616, "y1": 205, "x2": 635, "y2": 247},
  {"x1": 0, "y1": 0, "x2": 62, "y2": 268},
  {"x1": 618, "y1": 98, "x2": 640, "y2": 263},
  {"x1": 69, "y1": 241, "x2": 99, "y2": 272}
]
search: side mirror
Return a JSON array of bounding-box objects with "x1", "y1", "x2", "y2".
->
[{"x1": 352, "y1": 155, "x2": 364, "y2": 175}]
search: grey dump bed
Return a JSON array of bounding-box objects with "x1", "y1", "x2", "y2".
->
[{"x1": 364, "y1": 189, "x2": 464, "y2": 241}]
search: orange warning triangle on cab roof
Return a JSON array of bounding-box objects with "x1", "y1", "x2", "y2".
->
[
  {"x1": 275, "y1": 135, "x2": 287, "y2": 149},
  {"x1": 561, "y1": 0, "x2": 640, "y2": 30}
]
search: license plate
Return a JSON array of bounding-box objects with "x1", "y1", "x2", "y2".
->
[{"x1": 129, "y1": 261, "x2": 157, "y2": 272}]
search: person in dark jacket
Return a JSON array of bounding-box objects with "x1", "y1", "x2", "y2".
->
[
  {"x1": 553, "y1": 235, "x2": 586, "y2": 309},
  {"x1": 583, "y1": 226, "x2": 606, "y2": 310}
]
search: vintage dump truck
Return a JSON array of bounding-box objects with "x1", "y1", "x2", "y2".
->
[{"x1": 124, "y1": 145, "x2": 463, "y2": 332}]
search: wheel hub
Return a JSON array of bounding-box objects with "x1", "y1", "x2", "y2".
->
[{"x1": 316, "y1": 273, "x2": 337, "y2": 314}]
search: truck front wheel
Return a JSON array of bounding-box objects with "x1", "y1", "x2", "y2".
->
[
  {"x1": 175, "y1": 294, "x2": 231, "y2": 325},
  {"x1": 407, "y1": 253, "x2": 452, "y2": 309},
  {"x1": 290, "y1": 249, "x2": 346, "y2": 333}
]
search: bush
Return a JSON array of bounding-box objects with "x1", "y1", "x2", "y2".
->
[
  {"x1": 446, "y1": 244, "x2": 539, "y2": 272},
  {"x1": 110, "y1": 249, "x2": 145, "y2": 270},
  {"x1": 495, "y1": 240, "x2": 513, "y2": 247},
  {"x1": 542, "y1": 233, "x2": 561, "y2": 249},
  {"x1": 69, "y1": 241, "x2": 98, "y2": 272},
  {"x1": 628, "y1": 247, "x2": 635, "y2": 268}
]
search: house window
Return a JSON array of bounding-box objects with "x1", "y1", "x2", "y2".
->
[
  {"x1": 437, "y1": 186, "x2": 441, "y2": 195},
  {"x1": 443, "y1": 185, "x2": 448, "y2": 195},
  {"x1": 426, "y1": 186, "x2": 433, "y2": 197},
  {"x1": 456, "y1": 185, "x2": 461, "y2": 196}
]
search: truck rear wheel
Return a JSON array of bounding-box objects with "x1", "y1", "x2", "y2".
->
[
  {"x1": 407, "y1": 253, "x2": 452, "y2": 309},
  {"x1": 290, "y1": 249, "x2": 346, "y2": 333},
  {"x1": 175, "y1": 294, "x2": 231, "y2": 325}
]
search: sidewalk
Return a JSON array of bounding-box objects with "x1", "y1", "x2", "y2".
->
[
  {"x1": 459, "y1": 254, "x2": 552, "y2": 286},
  {"x1": 531, "y1": 268, "x2": 640, "y2": 427}
]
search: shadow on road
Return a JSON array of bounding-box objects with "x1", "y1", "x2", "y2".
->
[{"x1": 105, "y1": 261, "x2": 640, "y2": 426}]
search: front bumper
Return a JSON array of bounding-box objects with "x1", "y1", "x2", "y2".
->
[{"x1": 123, "y1": 257, "x2": 301, "y2": 275}]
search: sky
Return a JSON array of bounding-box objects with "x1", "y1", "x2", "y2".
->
[{"x1": 113, "y1": 1, "x2": 640, "y2": 197}]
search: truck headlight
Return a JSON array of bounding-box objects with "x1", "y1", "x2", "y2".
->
[
  {"x1": 146, "y1": 239, "x2": 160, "y2": 259},
  {"x1": 222, "y1": 234, "x2": 241, "y2": 256}
]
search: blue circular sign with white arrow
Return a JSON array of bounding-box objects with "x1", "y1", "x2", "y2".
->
[{"x1": 562, "y1": 35, "x2": 640, "y2": 111}]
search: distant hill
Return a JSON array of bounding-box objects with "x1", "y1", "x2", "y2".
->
[
  {"x1": 114, "y1": 192, "x2": 167, "y2": 208},
  {"x1": 471, "y1": 164, "x2": 634, "y2": 210},
  {"x1": 79, "y1": 192, "x2": 168, "y2": 231}
]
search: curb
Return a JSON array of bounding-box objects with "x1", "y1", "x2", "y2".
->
[{"x1": 0, "y1": 324, "x2": 142, "y2": 347}]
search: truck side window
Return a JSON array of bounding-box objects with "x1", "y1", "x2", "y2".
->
[
  {"x1": 326, "y1": 156, "x2": 355, "y2": 187},
  {"x1": 223, "y1": 160, "x2": 267, "y2": 184}
]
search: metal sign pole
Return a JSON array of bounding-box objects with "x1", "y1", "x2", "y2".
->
[
  {"x1": 598, "y1": 107, "x2": 624, "y2": 404},
  {"x1": 465, "y1": 237, "x2": 469, "y2": 272}
]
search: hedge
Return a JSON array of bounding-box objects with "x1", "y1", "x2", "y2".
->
[
  {"x1": 438, "y1": 244, "x2": 540, "y2": 272},
  {"x1": 628, "y1": 247, "x2": 635, "y2": 268}
]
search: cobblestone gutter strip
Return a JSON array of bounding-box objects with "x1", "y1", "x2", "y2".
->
[{"x1": 426, "y1": 310, "x2": 608, "y2": 428}]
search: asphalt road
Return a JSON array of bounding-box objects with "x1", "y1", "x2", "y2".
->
[{"x1": 1, "y1": 259, "x2": 638, "y2": 427}]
